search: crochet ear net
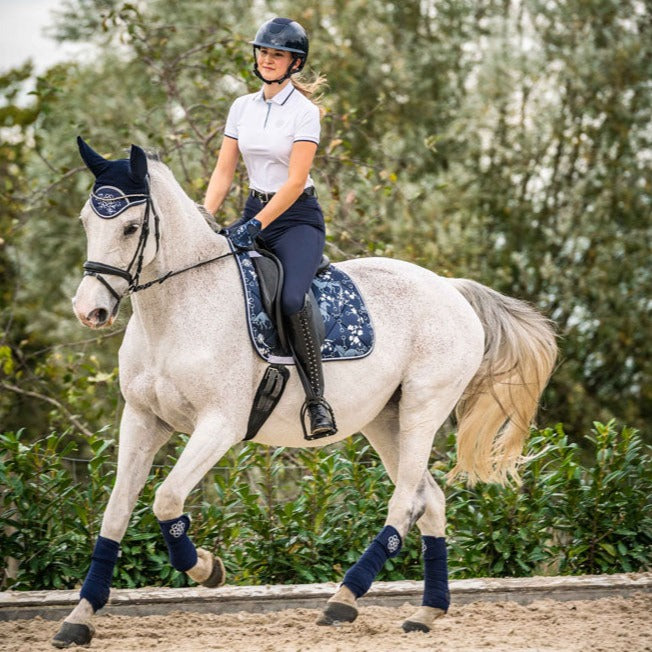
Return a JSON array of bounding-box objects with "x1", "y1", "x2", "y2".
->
[
  {"x1": 129, "y1": 144, "x2": 148, "y2": 186},
  {"x1": 77, "y1": 136, "x2": 110, "y2": 178},
  {"x1": 77, "y1": 137, "x2": 149, "y2": 185}
]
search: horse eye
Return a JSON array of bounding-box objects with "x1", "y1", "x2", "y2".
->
[{"x1": 123, "y1": 224, "x2": 139, "y2": 236}]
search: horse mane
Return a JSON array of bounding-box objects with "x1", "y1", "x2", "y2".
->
[
  {"x1": 144, "y1": 154, "x2": 221, "y2": 233},
  {"x1": 120, "y1": 148, "x2": 161, "y2": 162}
]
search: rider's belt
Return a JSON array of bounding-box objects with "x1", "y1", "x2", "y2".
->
[{"x1": 250, "y1": 186, "x2": 317, "y2": 204}]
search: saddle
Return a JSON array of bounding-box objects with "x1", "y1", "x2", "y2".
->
[
  {"x1": 233, "y1": 242, "x2": 374, "y2": 441},
  {"x1": 250, "y1": 243, "x2": 331, "y2": 355}
]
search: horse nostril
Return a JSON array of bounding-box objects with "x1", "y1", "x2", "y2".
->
[{"x1": 89, "y1": 308, "x2": 109, "y2": 325}]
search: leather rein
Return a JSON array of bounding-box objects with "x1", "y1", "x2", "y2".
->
[{"x1": 82, "y1": 187, "x2": 235, "y2": 306}]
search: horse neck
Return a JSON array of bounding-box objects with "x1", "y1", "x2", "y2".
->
[
  {"x1": 129, "y1": 164, "x2": 234, "y2": 327},
  {"x1": 149, "y1": 164, "x2": 224, "y2": 269}
]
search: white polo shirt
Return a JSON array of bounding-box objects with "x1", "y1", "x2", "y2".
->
[{"x1": 224, "y1": 83, "x2": 320, "y2": 194}]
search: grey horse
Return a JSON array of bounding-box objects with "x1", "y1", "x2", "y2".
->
[{"x1": 52, "y1": 140, "x2": 556, "y2": 647}]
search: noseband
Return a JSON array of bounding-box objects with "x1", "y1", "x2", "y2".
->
[{"x1": 82, "y1": 185, "x2": 235, "y2": 306}]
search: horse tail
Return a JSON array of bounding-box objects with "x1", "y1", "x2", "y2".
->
[{"x1": 446, "y1": 278, "x2": 558, "y2": 486}]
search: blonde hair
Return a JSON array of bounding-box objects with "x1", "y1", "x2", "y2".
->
[{"x1": 292, "y1": 73, "x2": 328, "y2": 117}]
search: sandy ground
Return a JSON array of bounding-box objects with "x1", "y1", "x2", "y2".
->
[{"x1": 0, "y1": 593, "x2": 650, "y2": 652}]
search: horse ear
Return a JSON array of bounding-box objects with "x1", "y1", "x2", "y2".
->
[
  {"x1": 129, "y1": 144, "x2": 148, "y2": 184},
  {"x1": 77, "y1": 136, "x2": 110, "y2": 177}
]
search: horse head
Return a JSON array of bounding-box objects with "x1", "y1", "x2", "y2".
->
[{"x1": 73, "y1": 137, "x2": 158, "y2": 328}]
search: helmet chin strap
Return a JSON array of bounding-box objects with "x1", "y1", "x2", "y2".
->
[{"x1": 253, "y1": 55, "x2": 301, "y2": 85}]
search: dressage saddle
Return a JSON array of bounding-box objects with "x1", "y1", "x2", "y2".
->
[{"x1": 250, "y1": 242, "x2": 330, "y2": 356}]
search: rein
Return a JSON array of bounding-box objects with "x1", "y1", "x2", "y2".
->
[{"x1": 83, "y1": 188, "x2": 235, "y2": 303}]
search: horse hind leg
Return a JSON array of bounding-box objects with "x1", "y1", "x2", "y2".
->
[
  {"x1": 391, "y1": 382, "x2": 454, "y2": 634},
  {"x1": 401, "y1": 472, "x2": 449, "y2": 633},
  {"x1": 317, "y1": 403, "x2": 400, "y2": 626},
  {"x1": 318, "y1": 384, "x2": 454, "y2": 632},
  {"x1": 364, "y1": 407, "x2": 450, "y2": 633}
]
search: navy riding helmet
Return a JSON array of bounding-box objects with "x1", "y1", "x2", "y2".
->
[{"x1": 251, "y1": 17, "x2": 309, "y2": 84}]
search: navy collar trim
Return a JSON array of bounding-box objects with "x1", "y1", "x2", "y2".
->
[
  {"x1": 281, "y1": 86, "x2": 296, "y2": 105},
  {"x1": 258, "y1": 83, "x2": 296, "y2": 105}
]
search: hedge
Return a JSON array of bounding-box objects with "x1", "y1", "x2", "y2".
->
[{"x1": 1, "y1": 420, "x2": 650, "y2": 590}]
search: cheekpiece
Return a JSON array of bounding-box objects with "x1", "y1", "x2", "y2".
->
[{"x1": 90, "y1": 185, "x2": 148, "y2": 219}]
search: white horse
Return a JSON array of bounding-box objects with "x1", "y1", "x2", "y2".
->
[{"x1": 52, "y1": 139, "x2": 556, "y2": 648}]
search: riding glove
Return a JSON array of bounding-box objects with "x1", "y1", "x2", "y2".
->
[{"x1": 228, "y1": 218, "x2": 262, "y2": 249}]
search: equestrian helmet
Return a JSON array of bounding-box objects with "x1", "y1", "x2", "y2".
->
[{"x1": 251, "y1": 17, "x2": 309, "y2": 77}]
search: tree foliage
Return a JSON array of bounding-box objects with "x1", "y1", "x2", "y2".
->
[{"x1": 0, "y1": 0, "x2": 650, "y2": 440}]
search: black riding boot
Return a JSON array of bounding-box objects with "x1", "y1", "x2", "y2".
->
[{"x1": 286, "y1": 296, "x2": 337, "y2": 440}]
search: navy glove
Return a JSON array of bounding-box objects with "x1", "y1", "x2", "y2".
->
[{"x1": 227, "y1": 218, "x2": 262, "y2": 249}]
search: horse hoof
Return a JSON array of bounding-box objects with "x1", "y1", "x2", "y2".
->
[
  {"x1": 51, "y1": 622, "x2": 95, "y2": 648},
  {"x1": 201, "y1": 555, "x2": 226, "y2": 588},
  {"x1": 316, "y1": 601, "x2": 358, "y2": 626},
  {"x1": 402, "y1": 619, "x2": 430, "y2": 633}
]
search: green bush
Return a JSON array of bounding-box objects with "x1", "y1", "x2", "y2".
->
[
  {"x1": 441, "y1": 422, "x2": 652, "y2": 577},
  {"x1": 1, "y1": 421, "x2": 649, "y2": 591}
]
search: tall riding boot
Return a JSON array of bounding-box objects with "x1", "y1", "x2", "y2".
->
[{"x1": 286, "y1": 296, "x2": 337, "y2": 439}]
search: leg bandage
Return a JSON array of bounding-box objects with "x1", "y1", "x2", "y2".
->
[
  {"x1": 422, "y1": 536, "x2": 450, "y2": 611},
  {"x1": 79, "y1": 535, "x2": 120, "y2": 612},
  {"x1": 343, "y1": 525, "x2": 402, "y2": 598},
  {"x1": 158, "y1": 514, "x2": 198, "y2": 572}
]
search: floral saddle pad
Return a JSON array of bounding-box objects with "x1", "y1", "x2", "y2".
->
[{"x1": 234, "y1": 250, "x2": 374, "y2": 365}]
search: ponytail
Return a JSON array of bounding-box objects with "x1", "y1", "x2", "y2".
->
[{"x1": 292, "y1": 72, "x2": 328, "y2": 117}]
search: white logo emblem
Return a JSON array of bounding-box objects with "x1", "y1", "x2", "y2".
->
[
  {"x1": 169, "y1": 520, "x2": 186, "y2": 538},
  {"x1": 387, "y1": 534, "x2": 400, "y2": 554}
]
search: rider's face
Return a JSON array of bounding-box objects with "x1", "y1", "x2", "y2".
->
[{"x1": 257, "y1": 47, "x2": 295, "y2": 80}]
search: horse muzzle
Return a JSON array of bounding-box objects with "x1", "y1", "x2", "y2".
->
[{"x1": 73, "y1": 275, "x2": 122, "y2": 329}]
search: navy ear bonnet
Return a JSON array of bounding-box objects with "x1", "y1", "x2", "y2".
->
[{"x1": 77, "y1": 136, "x2": 149, "y2": 219}]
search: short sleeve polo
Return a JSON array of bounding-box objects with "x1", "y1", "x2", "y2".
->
[{"x1": 224, "y1": 83, "x2": 320, "y2": 193}]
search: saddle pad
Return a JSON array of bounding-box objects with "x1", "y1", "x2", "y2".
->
[{"x1": 235, "y1": 251, "x2": 374, "y2": 364}]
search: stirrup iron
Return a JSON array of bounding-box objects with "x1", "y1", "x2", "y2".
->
[{"x1": 301, "y1": 397, "x2": 337, "y2": 440}]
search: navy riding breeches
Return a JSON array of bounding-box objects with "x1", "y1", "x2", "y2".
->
[{"x1": 242, "y1": 194, "x2": 326, "y2": 316}]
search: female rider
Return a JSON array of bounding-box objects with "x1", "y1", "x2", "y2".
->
[{"x1": 203, "y1": 17, "x2": 336, "y2": 439}]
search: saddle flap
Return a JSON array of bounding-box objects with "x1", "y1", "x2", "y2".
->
[
  {"x1": 251, "y1": 254, "x2": 279, "y2": 314},
  {"x1": 250, "y1": 249, "x2": 289, "y2": 353}
]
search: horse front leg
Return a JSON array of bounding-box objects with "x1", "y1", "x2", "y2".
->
[
  {"x1": 152, "y1": 412, "x2": 240, "y2": 588},
  {"x1": 52, "y1": 405, "x2": 171, "y2": 649}
]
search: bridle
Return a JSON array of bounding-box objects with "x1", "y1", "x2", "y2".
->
[{"x1": 82, "y1": 183, "x2": 235, "y2": 308}]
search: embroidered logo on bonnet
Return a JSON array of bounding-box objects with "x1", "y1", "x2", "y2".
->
[
  {"x1": 77, "y1": 136, "x2": 150, "y2": 219},
  {"x1": 91, "y1": 185, "x2": 147, "y2": 219}
]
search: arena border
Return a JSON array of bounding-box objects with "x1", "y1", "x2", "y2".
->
[{"x1": 0, "y1": 572, "x2": 649, "y2": 621}]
